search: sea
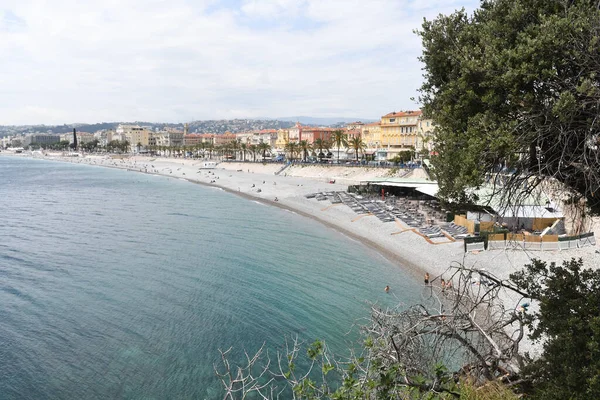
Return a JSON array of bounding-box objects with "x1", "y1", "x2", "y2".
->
[{"x1": 0, "y1": 156, "x2": 421, "y2": 399}]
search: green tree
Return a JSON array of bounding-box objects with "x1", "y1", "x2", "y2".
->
[
  {"x1": 391, "y1": 149, "x2": 415, "y2": 165},
  {"x1": 418, "y1": 0, "x2": 600, "y2": 212},
  {"x1": 82, "y1": 139, "x2": 100, "y2": 152},
  {"x1": 285, "y1": 142, "x2": 298, "y2": 161},
  {"x1": 248, "y1": 144, "x2": 257, "y2": 162},
  {"x1": 240, "y1": 143, "x2": 247, "y2": 161},
  {"x1": 299, "y1": 140, "x2": 312, "y2": 162},
  {"x1": 348, "y1": 136, "x2": 366, "y2": 162},
  {"x1": 332, "y1": 129, "x2": 348, "y2": 164},
  {"x1": 206, "y1": 143, "x2": 214, "y2": 159},
  {"x1": 313, "y1": 138, "x2": 329, "y2": 161},
  {"x1": 511, "y1": 258, "x2": 600, "y2": 399},
  {"x1": 230, "y1": 140, "x2": 239, "y2": 160},
  {"x1": 258, "y1": 142, "x2": 271, "y2": 162}
]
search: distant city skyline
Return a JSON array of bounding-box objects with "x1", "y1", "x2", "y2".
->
[{"x1": 1, "y1": 0, "x2": 479, "y2": 125}]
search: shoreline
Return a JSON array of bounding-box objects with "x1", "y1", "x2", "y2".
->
[{"x1": 4, "y1": 152, "x2": 598, "y2": 289}]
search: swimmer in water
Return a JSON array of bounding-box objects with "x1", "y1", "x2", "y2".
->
[{"x1": 384, "y1": 285, "x2": 390, "y2": 293}]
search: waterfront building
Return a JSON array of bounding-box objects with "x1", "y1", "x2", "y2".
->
[
  {"x1": 378, "y1": 110, "x2": 436, "y2": 160},
  {"x1": 250, "y1": 129, "x2": 278, "y2": 147},
  {"x1": 212, "y1": 132, "x2": 237, "y2": 146},
  {"x1": 275, "y1": 129, "x2": 289, "y2": 151},
  {"x1": 155, "y1": 128, "x2": 184, "y2": 147},
  {"x1": 345, "y1": 121, "x2": 365, "y2": 131},
  {"x1": 22, "y1": 134, "x2": 60, "y2": 147},
  {"x1": 59, "y1": 131, "x2": 96, "y2": 144},
  {"x1": 184, "y1": 134, "x2": 214, "y2": 146},
  {"x1": 288, "y1": 122, "x2": 302, "y2": 143},
  {"x1": 362, "y1": 122, "x2": 382, "y2": 149},
  {"x1": 94, "y1": 130, "x2": 115, "y2": 147},
  {"x1": 235, "y1": 132, "x2": 253, "y2": 145},
  {"x1": 301, "y1": 127, "x2": 335, "y2": 145},
  {"x1": 116, "y1": 125, "x2": 153, "y2": 149}
]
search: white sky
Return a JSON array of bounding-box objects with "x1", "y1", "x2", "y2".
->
[{"x1": 0, "y1": 0, "x2": 479, "y2": 125}]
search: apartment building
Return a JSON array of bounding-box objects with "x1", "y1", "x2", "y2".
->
[
  {"x1": 94, "y1": 130, "x2": 115, "y2": 147},
  {"x1": 155, "y1": 129, "x2": 184, "y2": 147},
  {"x1": 361, "y1": 122, "x2": 382, "y2": 149},
  {"x1": 212, "y1": 132, "x2": 237, "y2": 146},
  {"x1": 22, "y1": 134, "x2": 60, "y2": 147},
  {"x1": 59, "y1": 131, "x2": 96, "y2": 144},
  {"x1": 275, "y1": 129, "x2": 289, "y2": 150}
]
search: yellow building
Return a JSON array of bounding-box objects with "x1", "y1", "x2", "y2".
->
[
  {"x1": 275, "y1": 128, "x2": 289, "y2": 151},
  {"x1": 377, "y1": 110, "x2": 427, "y2": 159},
  {"x1": 128, "y1": 129, "x2": 152, "y2": 147},
  {"x1": 361, "y1": 122, "x2": 381, "y2": 149}
]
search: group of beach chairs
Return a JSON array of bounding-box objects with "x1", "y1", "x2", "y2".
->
[
  {"x1": 305, "y1": 191, "x2": 343, "y2": 204},
  {"x1": 306, "y1": 191, "x2": 452, "y2": 238},
  {"x1": 440, "y1": 222, "x2": 469, "y2": 238}
]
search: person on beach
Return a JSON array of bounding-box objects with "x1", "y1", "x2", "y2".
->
[
  {"x1": 446, "y1": 280, "x2": 453, "y2": 290},
  {"x1": 384, "y1": 285, "x2": 390, "y2": 293},
  {"x1": 274, "y1": 197, "x2": 279, "y2": 202},
  {"x1": 440, "y1": 279, "x2": 446, "y2": 293},
  {"x1": 424, "y1": 273, "x2": 430, "y2": 285}
]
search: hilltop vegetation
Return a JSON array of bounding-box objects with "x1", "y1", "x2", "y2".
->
[{"x1": 0, "y1": 119, "x2": 295, "y2": 136}]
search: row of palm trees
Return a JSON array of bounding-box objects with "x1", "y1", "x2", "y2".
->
[
  {"x1": 141, "y1": 131, "x2": 368, "y2": 163},
  {"x1": 284, "y1": 131, "x2": 367, "y2": 163},
  {"x1": 144, "y1": 141, "x2": 273, "y2": 161}
]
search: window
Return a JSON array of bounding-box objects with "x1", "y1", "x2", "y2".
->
[{"x1": 389, "y1": 118, "x2": 395, "y2": 123}]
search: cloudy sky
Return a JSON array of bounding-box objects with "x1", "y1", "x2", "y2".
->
[{"x1": 0, "y1": 0, "x2": 479, "y2": 125}]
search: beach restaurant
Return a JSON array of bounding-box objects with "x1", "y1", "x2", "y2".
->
[{"x1": 357, "y1": 178, "x2": 564, "y2": 233}]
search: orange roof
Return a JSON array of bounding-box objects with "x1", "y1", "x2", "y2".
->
[
  {"x1": 365, "y1": 122, "x2": 381, "y2": 127},
  {"x1": 382, "y1": 110, "x2": 422, "y2": 118}
]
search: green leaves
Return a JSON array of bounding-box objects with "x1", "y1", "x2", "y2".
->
[
  {"x1": 307, "y1": 340, "x2": 323, "y2": 360},
  {"x1": 418, "y1": 0, "x2": 600, "y2": 213},
  {"x1": 511, "y1": 258, "x2": 600, "y2": 399}
]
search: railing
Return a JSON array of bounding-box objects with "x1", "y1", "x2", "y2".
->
[{"x1": 465, "y1": 232, "x2": 596, "y2": 252}]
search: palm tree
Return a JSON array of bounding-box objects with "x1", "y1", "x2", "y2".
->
[
  {"x1": 313, "y1": 138, "x2": 327, "y2": 161},
  {"x1": 299, "y1": 140, "x2": 312, "y2": 162},
  {"x1": 240, "y1": 143, "x2": 247, "y2": 162},
  {"x1": 285, "y1": 142, "x2": 299, "y2": 162},
  {"x1": 249, "y1": 144, "x2": 258, "y2": 162},
  {"x1": 230, "y1": 140, "x2": 239, "y2": 160},
  {"x1": 206, "y1": 143, "x2": 214, "y2": 159},
  {"x1": 257, "y1": 142, "x2": 271, "y2": 162},
  {"x1": 332, "y1": 130, "x2": 348, "y2": 164},
  {"x1": 349, "y1": 136, "x2": 366, "y2": 162}
]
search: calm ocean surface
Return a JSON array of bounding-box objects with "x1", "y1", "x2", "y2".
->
[{"x1": 0, "y1": 156, "x2": 421, "y2": 399}]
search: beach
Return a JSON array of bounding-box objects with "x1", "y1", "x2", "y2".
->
[
  {"x1": 5, "y1": 150, "x2": 600, "y2": 359},
  {"x1": 9, "y1": 151, "x2": 600, "y2": 307}
]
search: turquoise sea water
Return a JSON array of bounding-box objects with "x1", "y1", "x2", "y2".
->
[{"x1": 0, "y1": 156, "x2": 421, "y2": 399}]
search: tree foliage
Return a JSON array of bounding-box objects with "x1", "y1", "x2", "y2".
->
[
  {"x1": 511, "y1": 258, "x2": 600, "y2": 399},
  {"x1": 418, "y1": 0, "x2": 600, "y2": 213},
  {"x1": 391, "y1": 150, "x2": 415, "y2": 165}
]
